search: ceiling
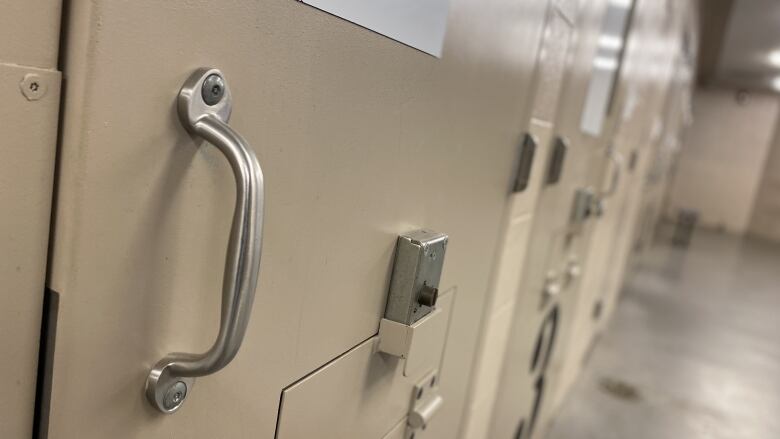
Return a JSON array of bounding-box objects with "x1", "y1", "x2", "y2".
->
[{"x1": 698, "y1": 0, "x2": 780, "y2": 93}]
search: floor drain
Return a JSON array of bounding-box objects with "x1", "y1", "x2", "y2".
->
[{"x1": 599, "y1": 377, "x2": 641, "y2": 402}]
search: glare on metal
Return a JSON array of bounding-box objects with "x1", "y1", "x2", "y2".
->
[
  {"x1": 599, "y1": 35, "x2": 624, "y2": 51},
  {"x1": 593, "y1": 56, "x2": 619, "y2": 71},
  {"x1": 608, "y1": 0, "x2": 633, "y2": 9}
]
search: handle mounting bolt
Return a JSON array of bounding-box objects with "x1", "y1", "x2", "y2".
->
[
  {"x1": 202, "y1": 74, "x2": 225, "y2": 106},
  {"x1": 163, "y1": 381, "x2": 188, "y2": 411}
]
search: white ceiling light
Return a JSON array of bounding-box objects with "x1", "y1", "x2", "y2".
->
[
  {"x1": 772, "y1": 77, "x2": 780, "y2": 91},
  {"x1": 769, "y1": 50, "x2": 780, "y2": 67}
]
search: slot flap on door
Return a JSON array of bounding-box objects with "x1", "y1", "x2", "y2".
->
[
  {"x1": 276, "y1": 290, "x2": 455, "y2": 439},
  {"x1": 509, "y1": 120, "x2": 554, "y2": 219}
]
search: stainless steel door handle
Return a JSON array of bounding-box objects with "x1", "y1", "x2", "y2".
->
[
  {"x1": 601, "y1": 148, "x2": 624, "y2": 198},
  {"x1": 145, "y1": 68, "x2": 264, "y2": 414}
]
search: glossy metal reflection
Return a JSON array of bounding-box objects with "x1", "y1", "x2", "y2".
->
[{"x1": 145, "y1": 68, "x2": 264, "y2": 413}]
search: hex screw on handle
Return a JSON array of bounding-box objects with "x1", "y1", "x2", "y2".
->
[
  {"x1": 163, "y1": 381, "x2": 188, "y2": 411},
  {"x1": 201, "y1": 74, "x2": 225, "y2": 106}
]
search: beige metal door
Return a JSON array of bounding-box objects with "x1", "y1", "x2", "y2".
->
[
  {"x1": 45, "y1": 1, "x2": 549, "y2": 437},
  {"x1": 487, "y1": 0, "x2": 643, "y2": 435},
  {"x1": 0, "y1": 2, "x2": 62, "y2": 438},
  {"x1": 460, "y1": 1, "x2": 576, "y2": 437},
  {"x1": 552, "y1": 0, "x2": 691, "y2": 407}
]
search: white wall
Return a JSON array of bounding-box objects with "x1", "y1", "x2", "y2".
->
[
  {"x1": 666, "y1": 87, "x2": 779, "y2": 234},
  {"x1": 750, "y1": 110, "x2": 780, "y2": 242}
]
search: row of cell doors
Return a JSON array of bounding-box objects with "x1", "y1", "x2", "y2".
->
[{"x1": 0, "y1": 0, "x2": 688, "y2": 437}]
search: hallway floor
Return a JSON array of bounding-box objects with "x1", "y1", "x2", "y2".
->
[{"x1": 546, "y1": 230, "x2": 780, "y2": 439}]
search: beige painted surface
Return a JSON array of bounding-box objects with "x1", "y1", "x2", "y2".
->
[
  {"x1": 634, "y1": 37, "x2": 696, "y2": 256},
  {"x1": 667, "y1": 88, "x2": 779, "y2": 234},
  {"x1": 0, "y1": 0, "x2": 62, "y2": 68},
  {"x1": 33, "y1": 1, "x2": 698, "y2": 437},
  {"x1": 461, "y1": 213, "x2": 532, "y2": 439},
  {"x1": 749, "y1": 110, "x2": 780, "y2": 242},
  {"x1": 0, "y1": 2, "x2": 62, "y2": 438},
  {"x1": 461, "y1": 2, "x2": 576, "y2": 436},
  {"x1": 489, "y1": 0, "x2": 610, "y2": 436},
  {"x1": 0, "y1": 62, "x2": 61, "y2": 439},
  {"x1": 552, "y1": 0, "x2": 698, "y2": 411},
  {"x1": 490, "y1": 0, "x2": 699, "y2": 436},
  {"x1": 276, "y1": 291, "x2": 453, "y2": 438},
  {"x1": 46, "y1": 0, "x2": 548, "y2": 437},
  {"x1": 381, "y1": 419, "x2": 408, "y2": 439}
]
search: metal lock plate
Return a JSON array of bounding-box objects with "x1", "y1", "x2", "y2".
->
[
  {"x1": 384, "y1": 230, "x2": 448, "y2": 325},
  {"x1": 570, "y1": 187, "x2": 596, "y2": 226}
]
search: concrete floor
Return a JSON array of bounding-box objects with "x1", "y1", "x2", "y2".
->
[{"x1": 546, "y1": 230, "x2": 780, "y2": 439}]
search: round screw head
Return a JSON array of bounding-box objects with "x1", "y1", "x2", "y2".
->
[
  {"x1": 20, "y1": 73, "x2": 47, "y2": 101},
  {"x1": 201, "y1": 74, "x2": 225, "y2": 106},
  {"x1": 163, "y1": 381, "x2": 188, "y2": 410}
]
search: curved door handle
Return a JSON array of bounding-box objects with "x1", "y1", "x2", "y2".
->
[
  {"x1": 146, "y1": 68, "x2": 264, "y2": 414},
  {"x1": 600, "y1": 148, "x2": 624, "y2": 199}
]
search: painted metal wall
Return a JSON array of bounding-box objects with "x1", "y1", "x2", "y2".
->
[
  {"x1": 474, "y1": 0, "x2": 699, "y2": 438},
  {"x1": 0, "y1": 1, "x2": 62, "y2": 438},
  {"x1": 0, "y1": 0, "x2": 697, "y2": 437},
  {"x1": 45, "y1": 0, "x2": 549, "y2": 437}
]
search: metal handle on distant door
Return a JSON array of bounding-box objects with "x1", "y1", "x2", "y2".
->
[
  {"x1": 145, "y1": 68, "x2": 264, "y2": 414},
  {"x1": 601, "y1": 147, "x2": 624, "y2": 199}
]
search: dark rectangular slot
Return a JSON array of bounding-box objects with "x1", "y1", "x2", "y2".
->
[
  {"x1": 628, "y1": 149, "x2": 639, "y2": 171},
  {"x1": 33, "y1": 288, "x2": 60, "y2": 439},
  {"x1": 513, "y1": 133, "x2": 537, "y2": 192},
  {"x1": 546, "y1": 136, "x2": 568, "y2": 185}
]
